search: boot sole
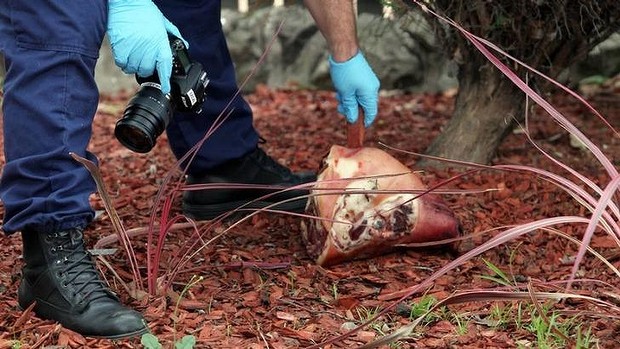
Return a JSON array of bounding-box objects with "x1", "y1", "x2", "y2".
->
[
  {"x1": 91, "y1": 326, "x2": 149, "y2": 340},
  {"x1": 182, "y1": 198, "x2": 308, "y2": 221},
  {"x1": 17, "y1": 302, "x2": 149, "y2": 340}
]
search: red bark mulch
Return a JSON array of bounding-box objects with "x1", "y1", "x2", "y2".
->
[{"x1": 0, "y1": 78, "x2": 619, "y2": 348}]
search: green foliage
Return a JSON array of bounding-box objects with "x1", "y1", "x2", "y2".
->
[
  {"x1": 174, "y1": 275, "x2": 203, "y2": 321},
  {"x1": 408, "y1": 295, "x2": 438, "y2": 319},
  {"x1": 575, "y1": 325, "x2": 594, "y2": 349},
  {"x1": 452, "y1": 313, "x2": 469, "y2": 335},
  {"x1": 141, "y1": 333, "x2": 197, "y2": 349},
  {"x1": 526, "y1": 311, "x2": 595, "y2": 349},
  {"x1": 471, "y1": 263, "x2": 598, "y2": 347},
  {"x1": 174, "y1": 335, "x2": 197, "y2": 349},
  {"x1": 579, "y1": 75, "x2": 609, "y2": 86},
  {"x1": 141, "y1": 333, "x2": 163, "y2": 349},
  {"x1": 140, "y1": 275, "x2": 202, "y2": 349},
  {"x1": 353, "y1": 305, "x2": 408, "y2": 347},
  {"x1": 488, "y1": 303, "x2": 514, "y2": 329},
  {"x1": 355, "y1": 305, "x2": 390, "y2": 335},
  {"x1": 527, "y1": 311, "x2": 564, "y2": 349},
  {"x1": 330, "y1": 281, "x2": 339, "y2": 300},
  {"x1": 480, "y1": 258, "x2": 514, "y2": 287},
  {"x1": 514, "y1": 302, "x2": 526, "y2": 329}
]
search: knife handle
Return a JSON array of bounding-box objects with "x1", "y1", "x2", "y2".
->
[{"x1": 347, "y1": 114, "x2": 365, "y2": 148}]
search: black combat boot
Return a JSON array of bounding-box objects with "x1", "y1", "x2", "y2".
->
[
  {"x1": 18, "y1": 228, "x2": 147, "y2": 339},
  {"x1": 182, "y1": 147, "x2": 316, "y2": 220}
]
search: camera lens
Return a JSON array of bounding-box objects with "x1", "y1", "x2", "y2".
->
[{"x1": 115, "y1": 83, "x2": 174, "y2": 153}]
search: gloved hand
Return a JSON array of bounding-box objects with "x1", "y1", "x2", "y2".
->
[
  {"x1": 329, "y1": 51, "x2": 380, "y2": 127},
  {"x1": 107, "y1": 0, "x2": 187, "y2": 94}
]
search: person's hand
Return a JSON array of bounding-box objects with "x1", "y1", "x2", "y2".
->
[
  {"x1": 329, "y1": 51, "x2": 380, "y2": 127},
  {"x1": 107, "y1": 0, "x2": 187, "y2": 94}
]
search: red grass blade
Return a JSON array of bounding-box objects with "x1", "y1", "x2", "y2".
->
[{"x1": 70, "y1": 152, "x2": 143, "y2": 289}]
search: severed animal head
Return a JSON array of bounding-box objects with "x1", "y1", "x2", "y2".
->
[{"x1": 301, "y1": 145, "x2": 461, "y2": 266}]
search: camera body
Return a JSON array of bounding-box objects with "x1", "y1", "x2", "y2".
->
[{"x1": 115, "y1": 36, "x2": 209, "y2": 153}]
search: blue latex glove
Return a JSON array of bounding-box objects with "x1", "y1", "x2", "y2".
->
[
  {"x1": 329, "y1": 51, "x2": 380, "y2": 127},
  {"x1": 107, "y1": 0, "x2": 187, "y2": 94}
]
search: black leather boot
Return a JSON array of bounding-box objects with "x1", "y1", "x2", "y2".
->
[
  {"x1": 182, "y1": 147, "x2": 316, "y2": 220},
  {"x1": 18, "y1": 228, "x2": 147, "y2": 339}
]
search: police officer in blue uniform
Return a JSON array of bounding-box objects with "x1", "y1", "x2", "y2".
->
[{"x1": 0, "y1": 0, "x2": 379, "y2": 338}]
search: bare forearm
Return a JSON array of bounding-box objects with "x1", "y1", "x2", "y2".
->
[{"x1": 303, "y1": 0, "x2": 359, "y2": 62}]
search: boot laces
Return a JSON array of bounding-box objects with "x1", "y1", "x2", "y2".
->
[{"x1": 50, "y1": 229, "x2": 112, "y2": 304}]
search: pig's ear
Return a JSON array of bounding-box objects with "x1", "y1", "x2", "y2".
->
[{"x1": 317, "y1": 150, "x2": 331, "y2": 174}]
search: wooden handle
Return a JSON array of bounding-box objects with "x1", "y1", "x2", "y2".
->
[{"x1": 347, "y1": 116, "x2": 365, "y2": 148}]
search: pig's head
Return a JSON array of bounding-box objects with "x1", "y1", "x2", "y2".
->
[{"x1": 302, "y1": 145, "x2": 461, "y2": 266}]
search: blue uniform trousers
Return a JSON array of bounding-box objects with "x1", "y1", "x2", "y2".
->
[{"x1": 0, "y1": 0, "x2": 258, "y2": 234}]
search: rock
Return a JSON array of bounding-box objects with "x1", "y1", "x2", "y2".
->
[
  {"x1": 222, "y1": 6, "x2": 457, "y2": 92},
  {"x1": 2, "y1": 6, "x2": 617, "y2": 94}
]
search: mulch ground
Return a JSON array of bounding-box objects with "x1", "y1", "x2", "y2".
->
[{"x1": 0, "y1": 77, "x2": 619, "y2": 348}]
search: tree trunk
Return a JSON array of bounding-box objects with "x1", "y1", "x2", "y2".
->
[
  {"x1": 419, "y1": 59, "x2": 523, "y2": 168},
  {"x1": 410, "y1": 0, "x2": 620, "y2": 169}
]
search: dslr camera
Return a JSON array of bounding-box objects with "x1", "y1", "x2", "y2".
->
[{"x1": 115, "y1": 36, "x2": 209, "y2": 153}]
